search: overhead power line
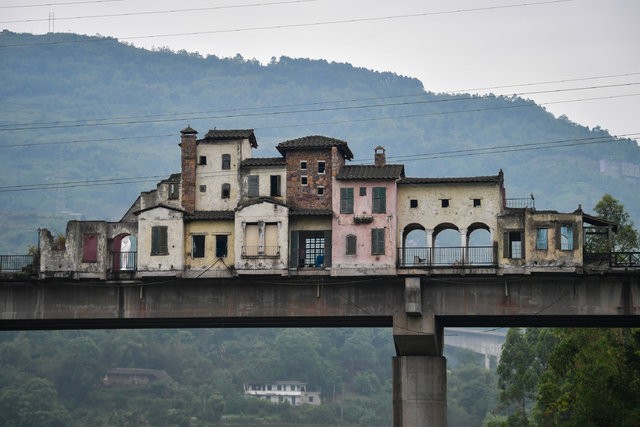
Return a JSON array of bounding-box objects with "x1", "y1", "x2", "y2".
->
[
  {"x1": 0, "y1": 0, "x2": 572, "y2": 48},
  {"x1": 0, "y1": 0, "x2": 122, "y2": 9},
  {"x1": 1, "y1": 133, "x2": 636, "y2": 193},
  {"x1": 1, "y1": 81, "x2": 637, "y2": 132},
  {"x1": 0, "y1": 0, "x2": 318, "y2": 23}
]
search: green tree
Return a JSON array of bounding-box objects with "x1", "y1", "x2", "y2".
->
[
  {"x1": 0, "y1": 377, "x2": 71, "y2": 427},
  {"x1": 593, "y1": 194, "x2": 639, "y2": 251},
  {"x1": 535, "y1": 328, "x2": 640, "y2": 427}
]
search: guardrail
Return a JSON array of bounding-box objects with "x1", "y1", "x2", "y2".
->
[
  {"x1": 0, "y1": 255, "x2": 35, "y2": 272},
  {"x1": 241, "y1": 246, "x2": 281, "y2": 258},
  {"x1": 397, "y1": 246, "x2": 495, "y2": 267}
]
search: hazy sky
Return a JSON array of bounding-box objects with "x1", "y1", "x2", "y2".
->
[{"x1": 3, "y1": 0, "x2": 639, "y2": 141}]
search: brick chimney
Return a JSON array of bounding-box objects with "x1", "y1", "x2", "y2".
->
[
  {"x1": 375, "y1": 146, "x2": 386, "y2": 167},
  {"x1": 180, "y1": 126, "x2": 198, "y2": 213}
]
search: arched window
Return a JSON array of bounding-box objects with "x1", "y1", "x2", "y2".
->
[
  {"x1": 346, "y1": 234, "x2": 357, "y2": 255},
  {"x1": 221, "y1": 154, "x2": 231, "y2": 170},
  {"x1": 221, "y1": 183, "x2": 230, "y2": 199}
]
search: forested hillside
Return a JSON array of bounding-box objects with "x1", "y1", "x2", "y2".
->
[{"x1": 1, "y1": 30, "x2": 639, "y2": 253}]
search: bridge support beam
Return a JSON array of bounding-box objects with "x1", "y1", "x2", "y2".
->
[{"x1": 392, "y1": 278, "x2": 446, "y2": 427}]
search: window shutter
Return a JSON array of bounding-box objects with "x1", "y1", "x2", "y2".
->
[
  {"x1": 82, "y1": 234, "x2": 97, "y2": 262},
  {"x1": 340, "y1": 188, "x2": 353, "y2": 214},
  {"x1": 572, "y1": 223, "x2": 579, "y2": 250},
  {"x1": 373, "y1": 187, "x2": 386, "y2": 213},
  {"x1": 346, "y1": 235, "x2": 357, "y2": 255},
  {"x1": 371, "y1": 228, "x2": 385, "y2": 255},
  {"x1": 324, "y1": 230, "x2": 332, "y2": 267},
  {"x1": 555, "y1": 225, "x2": 561, "y2": 250},
  {"x1": 248, "y1": 175, "x2": 259, "y2": 197},
  {"x1": 151, "y1": 227, "x2": 159, "y2": 255},
  {"x1": 152, "y1": 226, "x2": 168, "y2": 255},
  {"x1": 520, "y1": 231, "x2": 525, "y2": 257},
  {"x1": 289, "y1": 231, "x2": 299, "y2": 269}
]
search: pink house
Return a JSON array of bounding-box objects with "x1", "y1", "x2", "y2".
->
[{"x1": 331, "y1": 147, "x2": 404, "y2": 275}]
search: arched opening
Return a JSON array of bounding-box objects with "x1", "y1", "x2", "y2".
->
[
  {"x1": 467, "y1": 223, "x2": 492, "y2": 265},
  {"x1": 112, "y1": 233, "x2": 137, "y2": 271},
  {"x1": 401, "y1": 224, "x2": 426, "y2": 266},
  {"x1": 433, "y1": 223, "x2": 461, "y2": 265}
]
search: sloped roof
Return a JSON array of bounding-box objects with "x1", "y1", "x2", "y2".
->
[
  {"x1": 184, "y1": 211, "x2": 235, "y2": 221},
  {"x1": 289, "y1": 208, "x2": 333, "y2": 216},
  {"x1": 336, "y1": 164, "x2": 405, "y2": 180},
  {"x1": 398, "y1": 174, "x2": 502, "y2": 185},
  {"x1": 240, "y1": 157, "x2": 286, "y2": 168},
  {"x1": 133, "y1": 204, "x2": 185, "y2": 216},
  {"x1": 198, "y1": 129, "x2": 257, "y2": 148},
  {"x1": 276, "y1": 135, "x2": 353, "y2": 160}
]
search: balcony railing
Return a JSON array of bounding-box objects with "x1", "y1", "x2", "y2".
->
[
  {"x1": 112, "y1": 251, "x2": 137, "y2": 271},
  {"x1": 397, "y1": 246, "x2": 495, "y2": 268},
  {"x1": 585, "y1": 251, "x2": 640, "y2": 268},
  {"x1": 505, "y1": 196, "x2": 535, "y2": 209},
  {"x1": 0, "y1": 255, "x2": 35, "y2": 272},
  {"x1": 241, "y1": 246, "x2": 280, "y2": 258}
]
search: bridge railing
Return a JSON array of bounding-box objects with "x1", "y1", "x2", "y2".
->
[
  {"x1": 0, "y1": 255, "x2": 35, "y2": 272},
  {"x1": 397, "y1": 246, "x2": 495, "y2": 268}
]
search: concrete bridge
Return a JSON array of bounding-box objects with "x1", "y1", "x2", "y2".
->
[
  {"x1": 444, "y1": 328, "x2": 506, "y2": 368},
  {"x1": 1, "y1": 272, "x2": 639, "y2": 426}
]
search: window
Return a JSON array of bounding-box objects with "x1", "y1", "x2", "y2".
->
[
  {"x1": 199, "y1": 155, "x2": 207, "y2": 165},
  {"x1": 151, "y1": 226, "x2": 168, "y2": 255},
  {"x1": 82, "y1": 233, "x2": 97, "y2": 263},
  {"x1": 300, "y1": 160, "x2": 307, "y2": 170},
  {"x1": 317, "y1": 186, "x2": 324, "y2": 196},
  {"x1": 248, "y1": 175, "x2": 259, "y2": 197},
  {"x1": 301, "y1": 176, "x2": 308, "y2": 186},
  {"x1": 372, "y1": 187, "x2": 386, "y2": 213},
  {"x1": 216, "y1": 235, "x2": 228, "y2": 258},
  {"x1": 192, "y1": 235, "x2": 205, "y2": 258},
  {"x1": 371, "y1": 228, "x2": 385, "y2": 255},
  {"x1": 410, "y1": 199, "x2": 418, "y2": 208},
  {"x1": 221, "y1": 154, "x2": 231, "y2": 170},
  {"x1": 304, "y1": 234, "x2": 325, "y2": 267},
  {"x1": 504, "y1": 231, "x2": 523, "y2": 259},
  {"x1": 221, "y1": 183, "x2": 230, "y2": 199},
  {"x1": 168, "y1": 183, "x2": 179, "y2": 200},
  {"x1": 346, "y1": 235, "x2": 357, "y2": 255},
  {"x1": 559, "y1": 224, "x2": 575, "y2": 251},
  {"x1": 441, "y1": 199, "x2": 450, "y2": 208},
  {"x1": 318, "y1": 161, "x2": 326, "y2": 174},
  {"x1": 270, "y1": 175, "x2": 281, "y2": 196},
  {"x1": 473, "y1": 198, "x2": 481, "y2": 207},
  {"x1": 536, "y1": 228, "x2": 548, "y2": 250},
  {"x1": 199, "y1": 185, "x2": 206, "y2": 192},
  {"x1": 359, "y1": 187, "x2": 367, "y2": 196},
  {"x1": 340, "y1": 188, "x2": 354, "y2": 214}
]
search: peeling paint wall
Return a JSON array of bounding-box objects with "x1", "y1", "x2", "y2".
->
[
  {"x1": 234, "y1": 202, "x2": 289, "y2": 274},
  {"x1": 183, "y1": 220, "x2": 235, "y2": 278},
  {"x1": 136, "y1": 207, "x2": 184, "y2": 275},
  {"x1": 239, "y1": 164, "x2": 287, "y2": 203},
  {"x1": 332, "y1": 179, "x2": 398, "y2": 275}
]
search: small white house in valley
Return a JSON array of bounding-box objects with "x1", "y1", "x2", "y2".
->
[{"x1": 244, "y1": 381, "x2": 321, "y2": 406}]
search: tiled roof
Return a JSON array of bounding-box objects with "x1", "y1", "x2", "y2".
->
[
  {"x1": 240, "y1": 157, "x2": 286, "y2": 168},
  {"x1": 289, "y1": 208, "x2": 333, "y2": 216},
  {"x1": 276, "y1": 135, "x2": 354, "y2": 160},
  {"x1": 134, "y1": 204, "x2": 185, "y2": 216},
  {"x1": 184, "y1": 211, "x2": 235, "y2": 221},
  {"x1": 398, "y1": 174, "x2": 502, "y2": 185},
  {"x1": 199, "y1": 129, "x2": 257, "y2": 148},
  {"x1": 336, "y1": 164, "x2": 405, "y2": 180}
]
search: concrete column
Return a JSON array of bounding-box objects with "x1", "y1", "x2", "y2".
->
[
  {"x1": 393, "y1": 355, "x2": 447, "y2": 427},
  {"x1": 459, "y1": 228, "x2": 467, "y2": 265}
]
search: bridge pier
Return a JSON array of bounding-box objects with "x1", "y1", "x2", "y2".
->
[{"x1": 392, "y1": 277, "x2": 446, "y2": 427}]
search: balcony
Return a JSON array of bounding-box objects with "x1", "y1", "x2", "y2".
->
[
  {"x1": 241, "y1": 246, "x2": 280, "y2": 258},
  {"x1": 505, "y1": 195, "x2": 535, "y2": 209},
  {"x1": 397, "y1": 246, "x2": 496, "y2": 268},
  {"x1": 585, "y1": 251, "x2": 640, "y2": 268},
  {"x1": 112, "y1": 251, "x2": 137, "y2": 271}
]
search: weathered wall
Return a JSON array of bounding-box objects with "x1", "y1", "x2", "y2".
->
[
  {"x1": 284, "y1": 148, "x2": 340, "y2": 210},
  {"x1": 332, "y1": 179, "x2": 398, "y2": 275},
  {"x1": 234, "y1": 201, "x2": 289, "y2": 274},
  {"x1": 239, "y1": 164, "x2": 287, "y2": 203},
  {"x1": 184, "y1": 220, "x2": 235, "y2": 277},
  {"x1": 136, "y1": 206, "x2": 184, "y2": 275}
]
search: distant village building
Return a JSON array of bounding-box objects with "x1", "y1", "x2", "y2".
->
[
  {"x1": 102, "y1": 368, "x2": 172, "y2": 386},
  {"x1": 244, "y1": 381, "x2": 321, "y2": 406}
]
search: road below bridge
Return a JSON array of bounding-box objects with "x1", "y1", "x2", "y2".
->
[{"x1": 1, "y1": 272, "x2": 639, "y2": 426}]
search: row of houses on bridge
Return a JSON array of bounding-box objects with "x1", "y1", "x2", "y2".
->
[{"x1": 38, "y1": 127, "x2": 615, "y2": 279}]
